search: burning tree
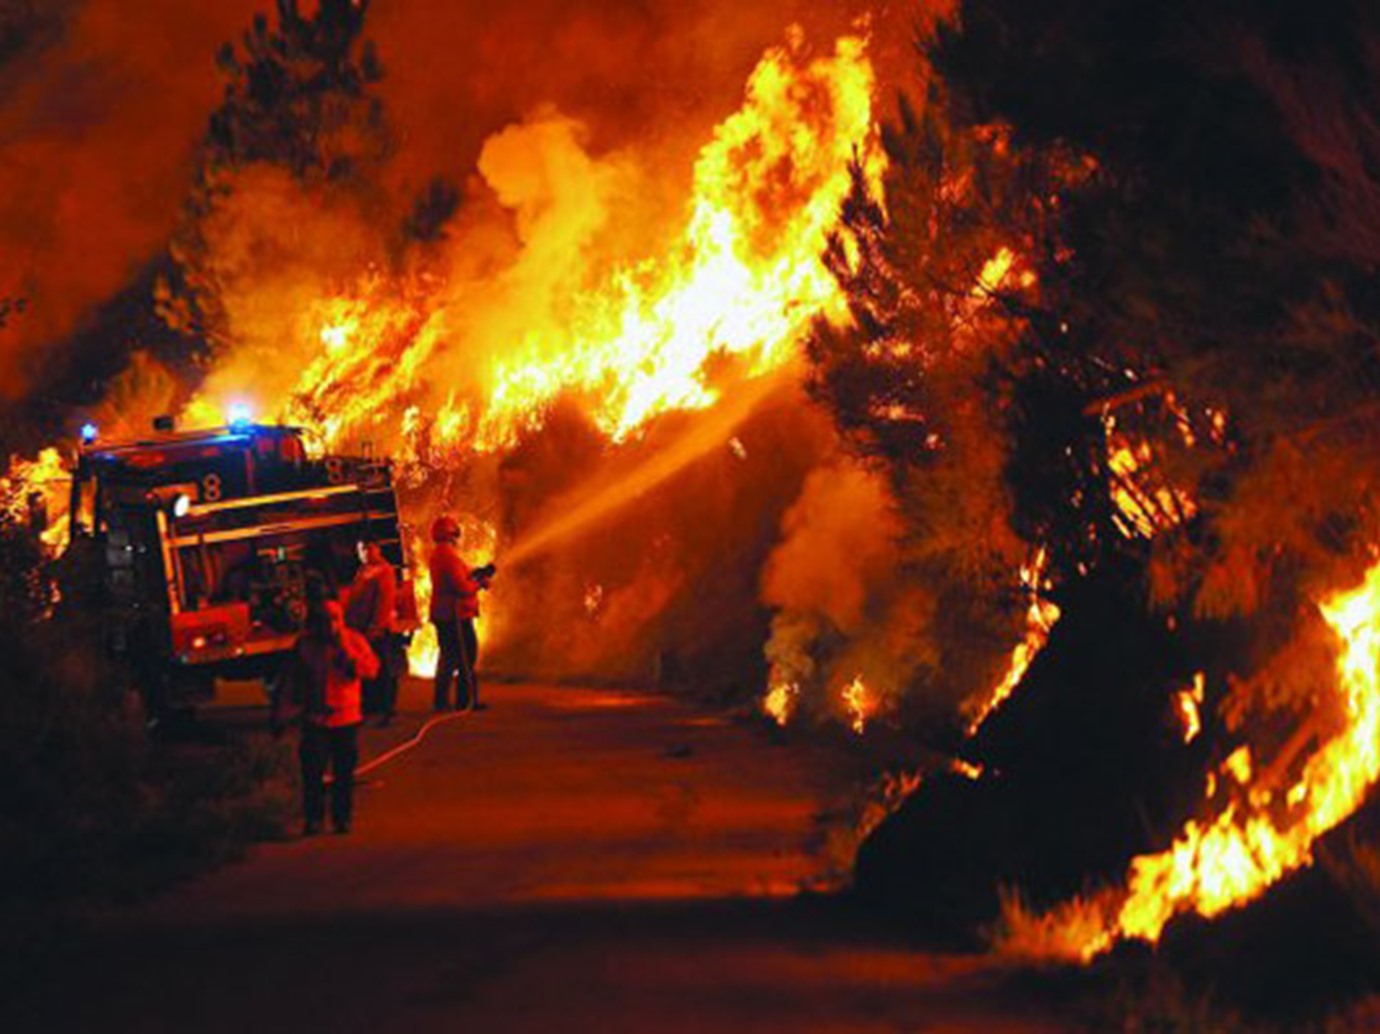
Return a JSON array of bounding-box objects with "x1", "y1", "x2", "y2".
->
[
  {"x1": 930, "y1": 0, "x2": 1380, "y2": 618},
  {"x1": 791, "y1": 77, "x2": 1097, "y2": 726},
  {"x1": 849, "y1": 0, "x2": 1380, "y2": 985}
]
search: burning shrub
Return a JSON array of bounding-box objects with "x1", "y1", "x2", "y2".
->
[
  {"x1": 854, "y1": 556, "x2": 1211, "y2": 926},
  {"x1": 822, "y1": 10, "x2": 1380, "y2": 1019}
]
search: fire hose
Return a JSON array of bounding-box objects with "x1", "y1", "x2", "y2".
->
[
  {"x1": 331, "y1": 629, "x2": 481, "y2": 782},
  {"x1": 331, "y1": 565, "x2": 492, "y2": 782},
  {"x1": 317, "y1": 708, "x2": 468, "y2": 787},
  {"x1": 353, "y1": 708, "x2": 468, "y2": 778}
]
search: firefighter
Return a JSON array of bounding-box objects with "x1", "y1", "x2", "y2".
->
[
  {"x1": 275, "y1": 596, "x2": 379, "y2": 835},
  {"x1": 345, "y1": 539, "x2": 400, "y2": 726},
  {"x1": 429, "y1": 514, "x2": 488, "y2": 712}
]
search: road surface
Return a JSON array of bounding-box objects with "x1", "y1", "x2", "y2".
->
[{"x1": 12, "y1": 682, "x2": 1076, "y2": 1032}]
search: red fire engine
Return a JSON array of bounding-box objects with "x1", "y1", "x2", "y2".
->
[{"x1": 68, "y1": 416, "x2": 417, "y2": 712}]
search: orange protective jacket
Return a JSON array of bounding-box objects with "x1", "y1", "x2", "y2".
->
[
  {"x1": 278, "y1": 628, "x2": 380, "y2": 729},
  {"x1": 345, "y1": 560, "x2": 397, "y2": 636},
  {"x1": 429, "y1": 543, "x2": 480, "y2": 622}
]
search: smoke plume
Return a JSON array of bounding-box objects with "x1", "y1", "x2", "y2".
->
[{"x1": 760, "y1": 453, "x2": 940, "y2": 724}]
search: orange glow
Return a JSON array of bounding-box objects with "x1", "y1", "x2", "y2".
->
[
  {"x1": 584, "y1": 583, "x2": 604, "y2": 618},
  {"x1": 408, "y1": 546, "x2": 439, "y2": 678},
  {"x1": 1000, "y1": 559, "x2": 1380, "y2": 961},
  {"x1": 964, "y1": 549, "x2": 1061, "y2": 736}
]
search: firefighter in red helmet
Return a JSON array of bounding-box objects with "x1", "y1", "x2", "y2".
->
[{"x1": 429, "y1": 515, "x2": 491, "y2": 711}]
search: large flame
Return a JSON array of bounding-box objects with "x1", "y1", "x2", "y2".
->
[
  {"x1": 1001, "y1": 559, "x2": 1380, "y2": 961},
  {"x1": 477, "y1": 32, "x2": 883, "y2": 448},
  {"x1": 273, "y1": 31, "x2": 884, "y2": 464},
  {"x1": 245, "y1": 31, "x2": 886, "y2": 674}
]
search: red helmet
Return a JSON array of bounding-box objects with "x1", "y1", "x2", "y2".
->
[{"x1": 430, "y1": 514, "x2": 461, "y2": 543}]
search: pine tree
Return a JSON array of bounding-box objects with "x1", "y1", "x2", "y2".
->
[
  {"x1": 205, "y1": 0, "x2": 387, "y2": 180},
  {"x1": 804, "y1": 80, "x2": 1090, "y2": 702},
  {"x1": 163, "y1": 0, "x2": 390, "y2": 348}
]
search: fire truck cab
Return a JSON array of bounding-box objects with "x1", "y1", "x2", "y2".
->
[{"x1": 68, "y1": 419, "x2": 416, "y2": 711}]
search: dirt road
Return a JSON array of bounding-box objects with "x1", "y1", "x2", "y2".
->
[{"x1": 13, "y1": 683, "x2": 1075, "y2": 1033}]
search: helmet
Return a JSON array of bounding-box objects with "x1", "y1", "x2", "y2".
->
[{"x1": 430, "y1": 514, "x2": 461, "y2": 544}]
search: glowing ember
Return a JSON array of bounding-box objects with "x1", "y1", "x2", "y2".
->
[
  {"x1": 857, "y1": 769, "x2": 924, "y2": 842},
  {"x1": 964, "y1": 549, "x2": 1061, "y2": 736},
  {"x1": 973, "y1": 246, "x2": 1036, "y2": 298},
  {"x1": 1105, "y1": 418, "x2": 1197, "y2": 540},
  {"x1": 764, "y1": 679, "x2": 799, "y2": 727},
  {"x1": 1173, "y1": 672, "x2": 1205, "y2": 744},
  {"x1": 951, "y1": 759, "x2": 985, "y2": 781},
  {"x1": 1224, "y1": 745, "x2": 1253, "y2": 786},
  {"x1": 1000, "y1": 559, "x2": 1380, "y2": 961}
]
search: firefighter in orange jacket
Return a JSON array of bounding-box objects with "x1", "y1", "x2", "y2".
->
[
  {"x1": 429, "y1": 515, "x2": 487, "y2": 712},
  {"x1": 277, "y1": 597, "x2": 379, "y2": 835},
  {"x1": 345, "y1": 539, "x2": 400, "y2": 725}
]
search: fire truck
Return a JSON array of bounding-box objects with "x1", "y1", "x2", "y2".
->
[{"x1": 67, "y1": 416, "x2": 417, "y2": 712}]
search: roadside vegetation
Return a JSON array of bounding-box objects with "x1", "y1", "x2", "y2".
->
[{"x1": 0, "y1": 499, "x2": 294, "y2": 971}]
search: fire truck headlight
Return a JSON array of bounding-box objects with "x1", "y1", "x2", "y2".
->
[
  {"x1": 172, "y1": 493, "x2": 192, "y2": 518},
  {"x1": 80, "y1": 422, "x2": 98, "y2": 444}
]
